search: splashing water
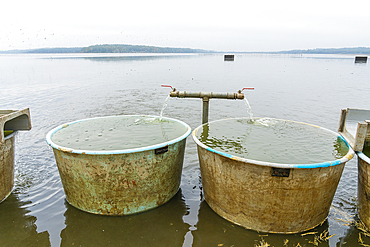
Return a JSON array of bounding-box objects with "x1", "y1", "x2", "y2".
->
[
  {"x1": 160, "y1": 95, "x2": 170, "y2": 120},
  {"x1": 244, "y1": 98, "x2": 254, "y2": 121}
]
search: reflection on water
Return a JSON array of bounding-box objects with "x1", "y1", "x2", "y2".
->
[
  {"x1": 82, "y1": 54, "x2": 195, "y2": 63},
  {"x1": 61, "y1": 190, "x2": 188, "y2": 247},
  {"x1": 42, "y1": 53, "x2": 197, "y2": 63},
  {"x1": 194, "y1": 200, "x2": 332, "y2": 247},
  {"x1": 0, "y1": 194, "x2": 50, "y2": 246},
  {"x1": 0, "y1": 53, "x2": 369, "y2": 246}
]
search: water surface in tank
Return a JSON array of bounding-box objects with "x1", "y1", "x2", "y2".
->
[
  {"x1": 196, "y1": 118, "x2": 349, "y2": 164},
  {"x1": 51, "y1": 116, "x2": 187, "y2": 151}
]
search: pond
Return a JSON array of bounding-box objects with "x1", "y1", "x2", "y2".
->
[{"x1": 0, "y1": 53, "x2": 369, "y2": 246}]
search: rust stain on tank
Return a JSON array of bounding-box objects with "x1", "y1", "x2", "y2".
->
[
  {"x1": 52, "y1": 139, "x2": 187, "y2": 215},
  {"x1": 196, "y1": 145, "x2": 348, "y2": 234}
]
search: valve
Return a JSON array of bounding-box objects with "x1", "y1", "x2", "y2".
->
[
  {"x1": 239, "y1": 87, "x2": 254, "y2": 93},
  {"x1": 161, "y1": 85, "x2": 176, "y2": 91}
]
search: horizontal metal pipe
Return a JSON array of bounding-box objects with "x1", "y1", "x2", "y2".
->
[{"x1": 169, "y1": 91, "x2": 244, "y2": 100}]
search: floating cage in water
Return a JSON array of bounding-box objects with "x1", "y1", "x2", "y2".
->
[
  {"x1": 224, "y1": 55, "x2": 234, "y2": 61},
  {"x1": 355, "y1": 56, "x2": 368, "y2": 63}
]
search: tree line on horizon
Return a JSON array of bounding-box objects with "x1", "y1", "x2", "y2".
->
[
  {"x1": 0, "y1": 45, "x2": 369, "y2": 54},
  {"x1": 277, "y1": 47, "x2": 370, "y2": 54},
  {"x1": 80, "y1": 44, "x2": 211, "y2": 53}
]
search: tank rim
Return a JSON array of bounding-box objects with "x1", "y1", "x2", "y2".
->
[
  {"x1": 358, "y1": 151, "x2": 370, "y2": 164},
  {"x1": 192, "y1": 117, "x2": 355, "y2": 169},
  {"x1": 46, "y1": 115, "x2": 191, "y2": 155}
]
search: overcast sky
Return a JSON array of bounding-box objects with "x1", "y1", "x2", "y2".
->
[{"x1": 1, "y1": 0, "x2": 369, "y2": 52}]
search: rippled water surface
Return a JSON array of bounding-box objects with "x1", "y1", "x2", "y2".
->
[
  {"x1": 0, "y1": 53, "x2": 369, "y2": 246},
  {"x1": 195, "y1": 117, "x2": 349, "y2": 164},
  {"x1": 50, "y1": 115, "x2": 188, "y2": 151}
]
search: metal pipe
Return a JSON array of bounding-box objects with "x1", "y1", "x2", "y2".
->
[
  {"x1": 202, "y1": 97, "x2": 209, "y2": 124},
  {"x1": 170, "y1": 91, "x2": 244, "y2": 124},
  {"x1": 163, "y1": 86, "x2": 254, "y2": 124},
  {"x1": 169, "y1": 91, "x2": 244, "y2": 100}
]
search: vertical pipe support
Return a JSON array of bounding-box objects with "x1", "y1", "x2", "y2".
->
[{"x1": 202, "y1": 97, "x2": 209, "y2": 124}]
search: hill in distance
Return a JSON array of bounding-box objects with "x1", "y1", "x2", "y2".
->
[
  {"x1": 0, "y1": 44, "x2": 369, "y2": 54},
  {"x1": 0, "y1": 44, "x2": 213, "y2": 54},
  {"x1": 274, "y1": 47, "x2": 370, "y2": 55}
]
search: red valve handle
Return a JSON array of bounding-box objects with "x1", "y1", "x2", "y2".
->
[
  {"x1": 242, "y1": 87, "x2": 254, "y2": 91},
  {"x1": 161, "y1": 85, "x2": 173, "y2": 89}
]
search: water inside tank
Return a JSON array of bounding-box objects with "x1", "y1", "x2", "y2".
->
[
  {"x1": 51, "y1": 115, "x2": 188, "y2": 151},
  {"x1": 363, "y1": 144, "x2": 370, "y2": 158},
  {"x1": 195, "y1": 118, "x2": 349, "y2": 164}
]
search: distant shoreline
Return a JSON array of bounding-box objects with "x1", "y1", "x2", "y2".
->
[
  {"x1": 0, "y1": 44, "x2": 369, "y2": 55},
  {"x1": 0, "y1": 44, "x2": 213, "y2": 54}
]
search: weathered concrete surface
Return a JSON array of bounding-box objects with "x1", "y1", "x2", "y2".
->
[
  {"x1": 53, "y1": 139, "x2": 187, "y2": 215},
  {"x1": 0, "y1": 132, "x2": 16, "y2": 203},
  {"x1": 0, "y1": 108, "x2": 31, "y2": 144},
  {"x1": 197, "y1": 145, "x2": 346, "y2": 233}
]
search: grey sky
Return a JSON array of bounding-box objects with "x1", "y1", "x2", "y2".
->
[{"x1": 1, "y1": 0, "x2": 369, "y2": 52}]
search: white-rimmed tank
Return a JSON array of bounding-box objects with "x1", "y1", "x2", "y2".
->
[
  {"x1": 46, "y1": 115, "x2": 191, "y2": 215},
  {"x1": 193, "y1": 117, "x2": 354, "y2": 233}
]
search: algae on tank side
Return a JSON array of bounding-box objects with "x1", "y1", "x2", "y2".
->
[{"x1": 4, "y1": 130, "x2": 13, "y2": 137}]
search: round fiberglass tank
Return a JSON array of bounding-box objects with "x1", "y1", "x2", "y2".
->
[
  {"x1": 192, "y1": 117, "x2": 354, "y2": 234},
  {"x1": 46, "y1": 115, "x2": 191, "y2": 215},
  {"x1": 0, "y1": 131, "x2": 17, "y2": 203},
  {"x1": 357, "y1": 148, "x2": 370, "y2": 229}
]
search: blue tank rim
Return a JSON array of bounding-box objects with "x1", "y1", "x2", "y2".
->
[
  {"x1": 192, "y1": 117, "x2": 355, "y2": 169},
  {"x1": 46, "y1": 115, "x2": 191, "y2": 155}
]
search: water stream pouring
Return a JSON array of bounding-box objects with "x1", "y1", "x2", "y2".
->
[{"x1": 161, "y1": 85, "x2": 254, "y2": 124}]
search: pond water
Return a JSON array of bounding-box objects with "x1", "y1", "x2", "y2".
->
[{"x1": 0, "y1": 53, "x2": 369, "y2": 246}]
